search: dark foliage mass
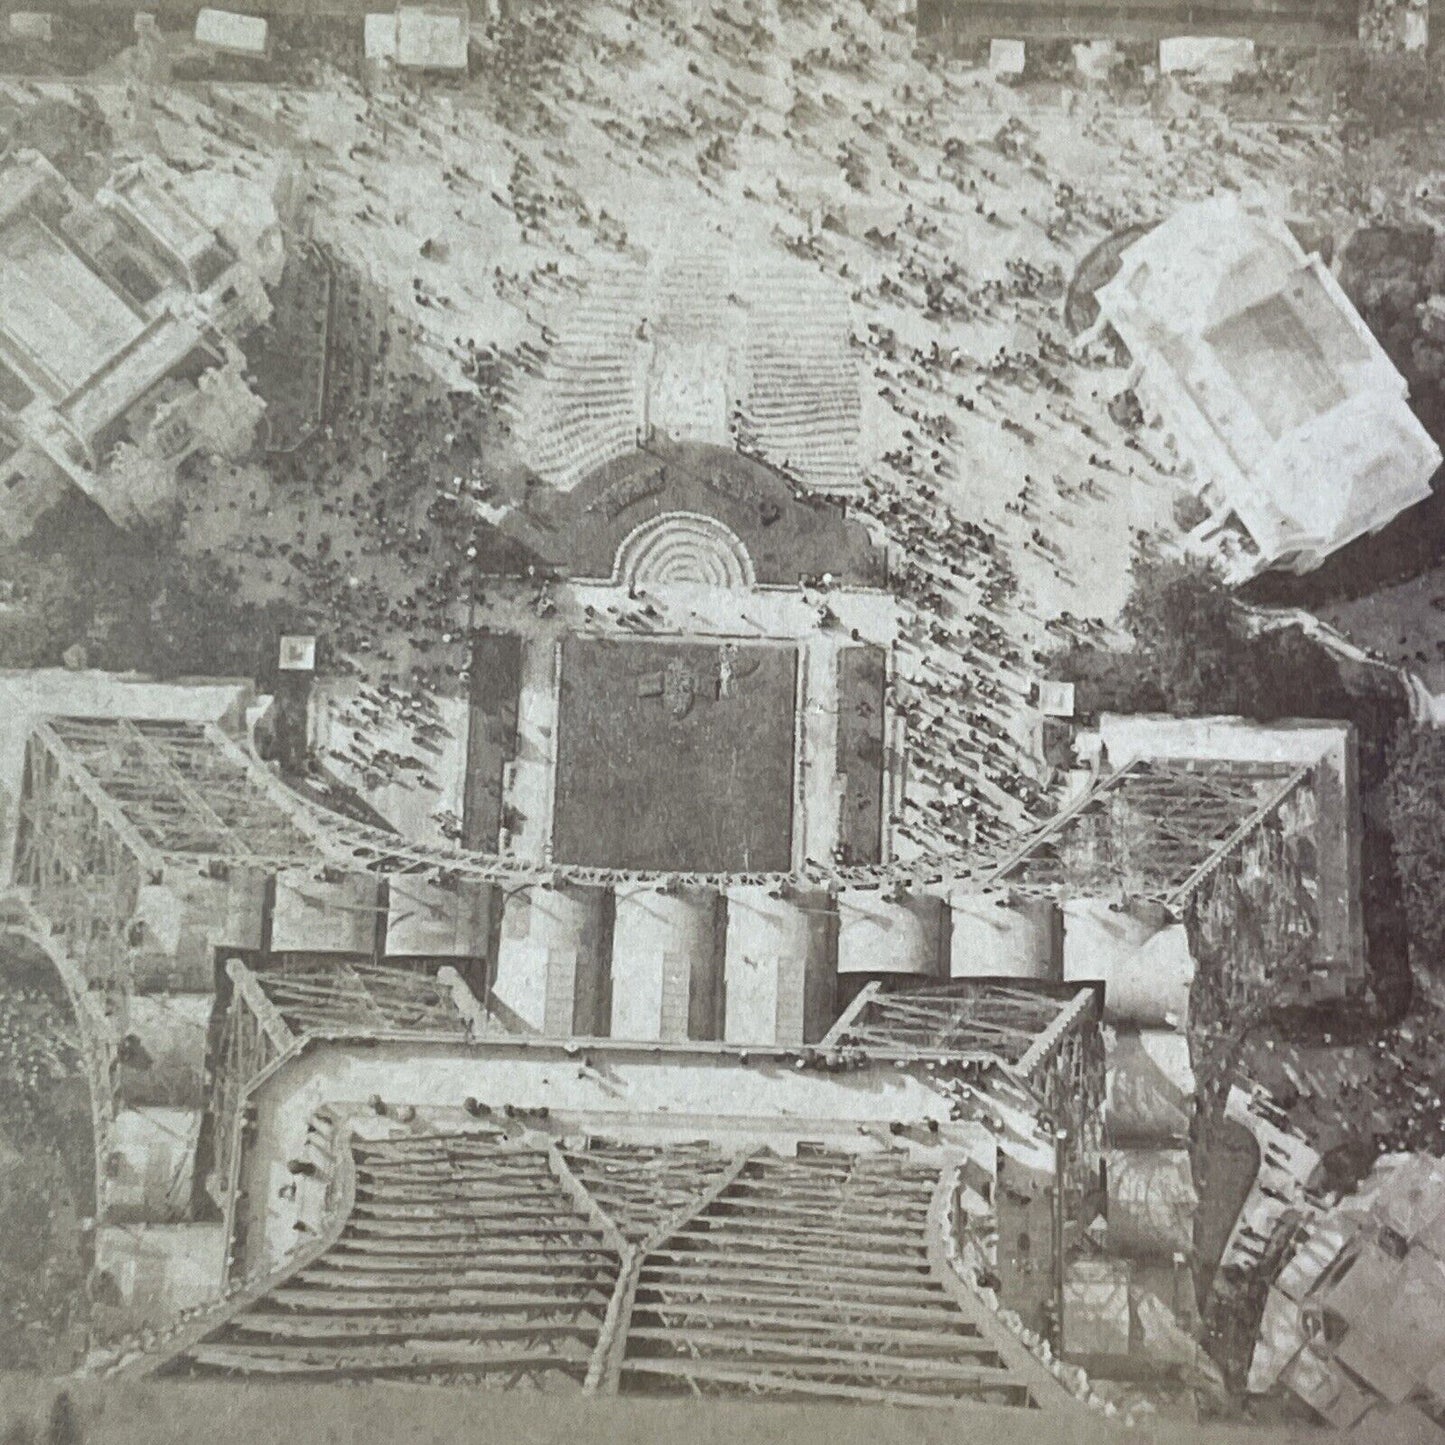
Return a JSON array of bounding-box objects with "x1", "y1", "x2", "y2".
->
[
  {"x1": 1383, "y1": 723, "x2": 1445, "y2": 983},
  {"x1": 1050, "y1": 556, "x2": 1353, "y2": 725},
  {"x1": 1339, "y1": 223, "x2": 1445, "y2": 446},
  {"x1": 0, "y1": 973, "x2": 91, "y2": 1372},
  {"x1": 1332, "y1": 52, "x2": 1445, "y2": 138},
  {"x1": 0, "y1": 497, "x2": 293, "y2": 685}
]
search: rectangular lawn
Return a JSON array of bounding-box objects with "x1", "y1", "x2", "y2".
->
[
  {"x1": 463, "y1": 632, "x2": 522, "y2": 850},
  {"x1": 553, "y1": 636, "x2": 797, "y2": 872},
  {"x1": 836, "y1": 645, "x2": 887, "y2": 865}
]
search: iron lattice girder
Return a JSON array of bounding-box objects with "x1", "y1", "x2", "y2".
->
[
  {"x1": 181, "y1": 1341, "x2": 592, "y2": 1377},
  {"x1": 979, "y1": 756, "x2": 1313, "y2": 903},
  {"x1": 14, "y1": 732, "x2": 145, "y2": 995},
  {"x1": 1015, "y1": 985, "x2": 1097, "y2": 1079},
  {"x1": 41, "y1": 717, "x2": 320, "y2": 866},
  {"x1": 23, "y1": 726, "x2": 161, "y2": 874},
  {"x1": 252, "y1": 961, "x2": 470, "y2": 1038},
  {"x1": 829, "y1": 979, "x2": 1092, "y2": 1062},
  {"x1": 12, "y1": 714, "x2": 1320, "y2": 906}
]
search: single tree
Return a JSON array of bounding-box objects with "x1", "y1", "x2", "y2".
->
[{"x1": 44, "y1": 1393, "x2": 79, "y2": 1445}]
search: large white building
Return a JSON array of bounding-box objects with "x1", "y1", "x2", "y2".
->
[
  {"x1": 1093, "y1": 197, "x2": 1441, "y2": 581},
  {"x1": 0, "y1": 152, "x2": 274, "y2": 539}
]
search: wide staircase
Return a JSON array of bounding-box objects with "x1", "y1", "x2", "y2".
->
[
  {"x1": 612, "y1": 510, "x2": 754, "y2": 588},
  {"x1": 622, "y1": 1151, "x2": 1045, "y2": 1408},
  {"x1": 170, "y1": 1132, "x2": 619, "y2": 1384},
  {"x1": 742, "y1": 270, "x2": 861, "y2": 494},
  {"x1": 512, "y1": 270, "x2": 645, "y2": 490}
]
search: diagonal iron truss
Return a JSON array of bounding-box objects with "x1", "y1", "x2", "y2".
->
[
  {"x1": 12, "y1": 727, "x2": 150, "y2": 1002},
  {"x1": 822, "y1": 978, "x2": 1093, "y2": 1064},
  {"x1": 207, "y1": 958, "x2": 481, "y2": 1242},
  {"x1": 974, "y1": 757, "x2": 1315, "y2": 908},
  {"x1": 35, "y1": 718, "x2": 323, "y2": 867},
  {"x1": 202, "y1": 966, "x2": 1102, "y2": 1233},
  {"x1": 12, "y1": 720, "x2": 1323, "y2": 913},
  {"x1": 247, "y1": 960, "x2": 473, "y2": 1039},
  {"x1": 137, "y1": 1132, "x2": 1076, "y2": 1412},
  {"x1": 823, "y1": 980, "x2": 1106, "y2": 1177}
]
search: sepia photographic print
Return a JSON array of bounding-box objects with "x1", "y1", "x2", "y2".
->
[{"x1": 1, "y1": 1, "x2": 1445, "y2": 1441}]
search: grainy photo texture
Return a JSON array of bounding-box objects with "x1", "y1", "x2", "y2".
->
[{"x1": 0, "y1": 2, "x2": 1442, "y2": 1441}]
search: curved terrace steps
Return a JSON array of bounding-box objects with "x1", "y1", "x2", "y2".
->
[{"x1": 612, "y1": 511, "x2": 756, "y2": 590}]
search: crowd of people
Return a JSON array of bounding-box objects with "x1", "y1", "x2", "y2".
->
[{"x1": 145, "y1": 0, "x2": 1337, "y2": 886}]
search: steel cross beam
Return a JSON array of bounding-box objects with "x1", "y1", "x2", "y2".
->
[
  {"x1": 20, "y1": 702, "x2": 1318, "y2": 906},
  {"x1": 1015, "y1": 986, "x2": 1096, "y2": 1080},
  {"x1": 108, "y1": 718, "x2": 257, "y2": 860},
  {"x1": 819, "y1": 980, "x2": 881, "y2": 1047},
  {"x1": 1163, "y1": 760, "x2": 1313, "y2": 909},
  {"x1": 616, "y1": 1357, "x2": 1024, "y2": 1407},
  {"x1": 14, "y1": 766, "x2": 143, "y2": 1000},
  {"x1": 224, "y1": 959, "x2": 299, "y2": 1057},
  {"x1": 28, "y1": 725, "x2": 162, "y2": 876},
  {"x1": 56, "y1": 725, "x2": 233, "y2": 857},
  {"x1": 199, "y1": 724, "x2": 347, "y2": 864},
  {"x1": 584, "y1": 1150, "x2": 754, "y2": 1394},
  {"x1": 548, "y1": 1146, "x2": 631, "y2": 1259}
]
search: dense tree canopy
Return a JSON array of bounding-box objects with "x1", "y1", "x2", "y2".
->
[
  {"x1": 1383, "y1": 723, "x2": 1445, "y2": 982},
  {"x1": 1331, "y1": 52, "x2": 1445, "y2": 138},
  {"x1": 1339, "y1": 224, "x2": 1445, "y2": 445},
  {"x1": 0, "y1": 498, "x2": 291, "y2": 682},
  {"x1": 1050, "y1": 555, "x2": 1352, "y2": 724}
]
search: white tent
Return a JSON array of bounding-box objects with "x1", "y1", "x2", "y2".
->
[
  {"x1": 194, "y1": 8, "x2": 269, "y2": 56},
  {"x1": 94, "y1": 1223, "x2": 225, "y2": 1317},
  {"x1": 384, "y1": 876, "x2": 492, "y2": 960},
  {"x1": 366, "y1": 6, "x2": 469, "y2": 70},
  {"x1": 1063, "y1": 1258, "x2": 1131, "y2": 1357},
  {"x1": 396, "y1": 4, "x2": 470, "y2": 70},
  {"x1": 363, "y1": 13, "x2": 399, "y2": 62},
  {"x1": 1158, "y1": 35, "x2": 1255, "y2": 81},
  {"x1": 105, "y1": 1108, "x2": 200, "y2": 1223},
  {"x1": 269, "y1": 870, "x2": 381, "y2": 956},
  {"x1": 8, "y1": 12, "x2": 55, "y2": 42}
]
